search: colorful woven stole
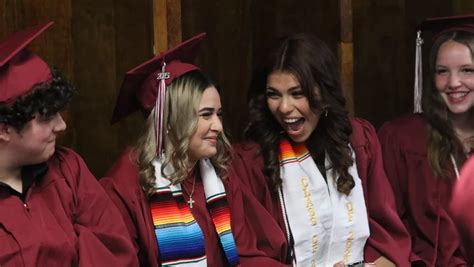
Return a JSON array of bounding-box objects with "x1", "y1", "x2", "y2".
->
[
  {"x1": 150, "y1": 159, "x2": 240, "y2": 266},
  {"x1": 200, "y1": 159, "x2": 240, "y2": 265}
]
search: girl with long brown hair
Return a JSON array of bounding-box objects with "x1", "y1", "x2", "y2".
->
[
  {"x1": 233, "y1": 33, "x2": 411, "y2": 266},
  {"x1": 378, "y1": 15, "x2": 474, "y2": 265}
]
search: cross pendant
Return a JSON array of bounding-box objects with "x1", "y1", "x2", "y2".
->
[{"x1": 187, "y1": 197, "x2": 195, "y2": 209}]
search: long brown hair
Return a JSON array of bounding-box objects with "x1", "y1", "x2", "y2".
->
[
  {"x1": 136, "y1": 70, "x2": 232, "y2": 198},
  {"x1": 423, "y1": 31, "x2": 474, "y2": 179},
  {"x1": 245, "y1": 33, "x2": 354, "y2": 195}
]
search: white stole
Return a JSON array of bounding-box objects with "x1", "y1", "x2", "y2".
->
[{"x1": 279, "y1": 143, "x2": 370, "y2": 266}]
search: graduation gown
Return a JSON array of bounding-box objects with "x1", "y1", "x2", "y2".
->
[
  {"x1": 378, "y1": 113, "x2": 469, "y2": 266},
  {"x1": 100, "y1": 147, "x2": 289, "y2": 267},
  {"x1": 0, "y1": 147, "x2": 137, "y2": 267},
  {"x1": 232, "y1": 118, "x2": 411, "y2": 266},
  {"x1": 451, "y1": 156, "x2": 474, "y2": 264}
]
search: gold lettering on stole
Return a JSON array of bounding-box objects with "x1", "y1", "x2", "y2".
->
[
  {"x1": 344, "y1": 201, "x2": 355, "y2": 263},
  {"x1": 301, "y1": 177, "x2": 317, "y2": 225},
  {"x1": 347, "y1": 202, "x2": 353, "y2": 222},
  {"x1": 343, "y1": 231, "x2": 354, "y2": 263},
  {"x1": 311, "y1": 235, "x2": 318, "y2": 253}
]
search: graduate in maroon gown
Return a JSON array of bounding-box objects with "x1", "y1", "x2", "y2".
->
[
  {"x1": 451, "y1": 156, "x2": 474, "y2": 264},
  {"x1": 378, "y1": 15, "x2": 474, "y2": 265},
  {"x1": 0, "y1": 22, "x2": 136, "y2": 266},
  {"x1": 101, "y1": 33, "x2": 275, "y2": 267},
  {"x1": 232, "y1": 33, "x2": 411, "y2": 266}
]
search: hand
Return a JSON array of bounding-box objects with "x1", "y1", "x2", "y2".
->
[
  {"x1": 373, "y1": 256, "x2": 395, "y2": 267},
  {"x1": 333, "y1": 261, "x2": 377, "y2": 267}
]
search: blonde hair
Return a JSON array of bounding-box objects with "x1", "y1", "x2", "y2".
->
[{"x1": 136, "y1": 71, "x2": 232, "y2": 198}]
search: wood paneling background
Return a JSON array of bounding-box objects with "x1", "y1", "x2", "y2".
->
[{"x1": 2, "y1": 0, "x2": 474, "y2": 176}]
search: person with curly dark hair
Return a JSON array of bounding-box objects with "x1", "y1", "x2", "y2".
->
[
  {"x1": 0, "y1": 22, "x2": 136, "y2": 266},
  {"x1": 378, "y1": 15, "x2": 474, "y2": 266},
  {"x1": 232, "y1": 33, "x2": 411, "y2": 266}
]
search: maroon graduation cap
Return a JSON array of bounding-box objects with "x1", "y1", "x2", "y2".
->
[
  {"x1": 418, "y1": 14, "x2": 474, "y2": 36},
  {"x1": 0, "y1": 21, "x2": 54, "y2": 104},
  {"x1": 111, "y1": 32, "x2": 206, "y2": 157},
  {"x1": 413, "y1": 14, "x2": 474, "y2": 113},
  {"x1": 111, "y1": 32, "x2": 206, "y2": 123}
]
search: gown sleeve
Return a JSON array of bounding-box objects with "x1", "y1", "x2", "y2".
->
[
  {"x1": 100, "y1": 148, "x2": 158, "y2": 267},
  {"x1": 58, "y1": 148, "x2": 138, "y2": 267},
  {"x1": 229, "y1": 144, "x2": 292, "y2": 267},
  {"x1": 351, "y1": 119, "x2": 411, "y2": 266}
]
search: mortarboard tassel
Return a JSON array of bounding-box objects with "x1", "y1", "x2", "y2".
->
[
  {"x1": 414, "y1": 30, "x2": 424, "y2": 113},
  {"x1": 155, "y1": 61, "x2": 169, "y2": 158}
]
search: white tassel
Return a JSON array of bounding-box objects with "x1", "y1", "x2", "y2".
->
[{"x1": 414, "y1": 30, "x2": 424, "y2": 113}]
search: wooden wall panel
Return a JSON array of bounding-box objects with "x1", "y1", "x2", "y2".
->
[
  {"x1": 71, "y1": 0, "x2": 152, "y2": 176},
  {"x1": 71, "y1": 0, "x2": 118, "y2": 175},
  {"x1": 153, "y1": 0, "x2": 182, "y2": 52},
  {"x1": 112, "y1": 0, "x2": 154, "y2": 155},
  {"x1": 453, "y1": 1, "x2": 474, "y2": 14},
  {"x1": 0, "y1": 1, "x2": 73, "y2": 79},
  {"x1": 182, "y1": 1, "x2": 255, "y2": 140},
  {"x1": 353, "y1": 0, "x2": 410, "y2": 126}
]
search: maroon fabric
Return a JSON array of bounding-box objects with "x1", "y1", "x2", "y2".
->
[
  {"x1": 232, "y1": 118, "x2": 411, "y2": 266},
  {"x1": 378, "y1": 113, "x2": 470, "y2": 266},
  {"x1": 0, "y1": 22, "x2": 53, "y2": 103},
  {"x1": 100, "y1": 147, "x2": 290, "y2": 267},
  {"x1": 0, "y1": 147, "x2": 137, "y2": 267},
  {"x1": 451, "y1": 156, "x2": 474, "y2": 264},
  {"x1": 418, "y1": 14, "x2": 474, "y2": 33}
]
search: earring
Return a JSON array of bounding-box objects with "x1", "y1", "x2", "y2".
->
[{"x1": 324, "y1": 109, "x2": 328, "y2": 118}]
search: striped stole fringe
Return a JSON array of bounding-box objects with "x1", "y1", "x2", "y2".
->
[
  {"x1": 150, "y1": 159, "x2": 240, "y2": 266},
  {"x1": 200, "y1": 159, "x2": 240, "y2": 266},
  {"x1": 150, "y1": 187, "x2": 207, "y2": 266}
]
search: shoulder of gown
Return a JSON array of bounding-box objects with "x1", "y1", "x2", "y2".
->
[
  {"x1": 350, "y1": 118, "x2": 412, "y2": 266},
  {"x1": 230, "y1": 142, "x2": 292, "y2": 266},
  {"x1": 49, "y1": 146, "x2": 139, "y2": 267},
  {"x1": 100, "y1": 146, "x2": 153, "y2": 266}
]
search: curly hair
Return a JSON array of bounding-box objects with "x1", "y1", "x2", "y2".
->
[
  {"x1": 423, "y1": 31, "x2": 473, "y2": 179},
  {"x1": 0, "y1": 68, "x2": 76, "y2": 131},
  {"x1": 245, "y1": 33, "x2": 354, "y2": 195},
  {"x1": 136, "y1": 70, "x2": 233, "y2": 198}
]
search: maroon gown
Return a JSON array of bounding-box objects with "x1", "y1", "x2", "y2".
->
[
  {"x1": 451, "y1": 156, "x2": 474, "y2": 264},
  {"x1": 232, "y1": 118, "x2": 412, "y2": 266},
  {"x1": 378, "y1": 113, "x2": 470, "y2": 266},
  {"x1": 100, "y1": 147, "x2": 290, "y2": 267},
  {"x1": 0, "y1": 147, "x2": 137, "y2": 267}
]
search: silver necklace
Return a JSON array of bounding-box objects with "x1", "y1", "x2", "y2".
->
[{"x1": 187, "y1": 175, "x2": 197, "y2": 208}]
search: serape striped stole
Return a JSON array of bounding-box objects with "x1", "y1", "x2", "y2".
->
[
  {"x1": 280, "y1": 139, "x2": 311, "y2": 164},
  {"x1": 150, "y1": 159, "x2": 240, "y2": 266}
]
